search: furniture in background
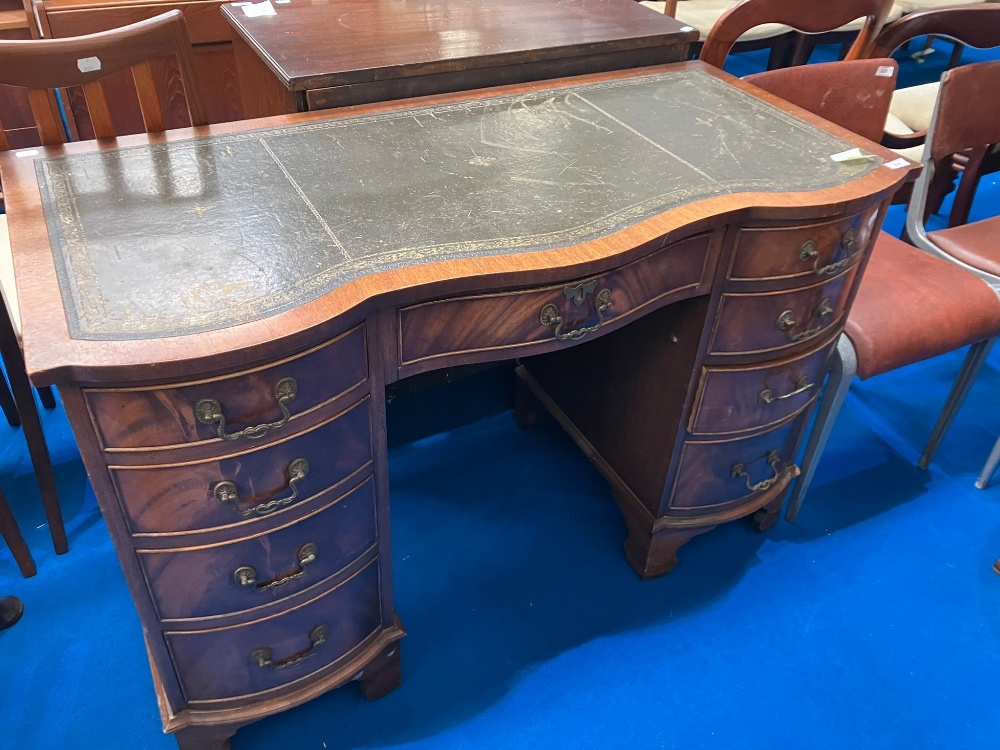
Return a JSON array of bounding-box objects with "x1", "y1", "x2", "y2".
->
[
  {"x1": 0, "y1": 62, "x2": 914, "y2": 749},
  {"x1": 742, "y1": 60, "x2": 1000, "y2": 521},
  {"x1": 0, "y1": 487, "x2": 35, "y2": 577},
  {"x1": 32, "y1": 0, "x2": 240, "y2": 137},
  {"x1": 697, "y1": 0, "x2": 895, "y2": 68},
  {"x1": 223, "y1": 0, "x2": 696, "y2": 118},
  {"x1": 0, "y1": 10, "x2": 208, "y2": 559}
]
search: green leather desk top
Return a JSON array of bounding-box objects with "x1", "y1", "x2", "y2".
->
[{"x1": 36, "y1": 69, "x2": 877, "y2": 340}]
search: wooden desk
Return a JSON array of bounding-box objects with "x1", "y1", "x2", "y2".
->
[
  {"x1": 223, "y1": 0, "x2": 697, "y2": 117},
  {"x1": 2, "y1": 63, "x2": 915, "y2": 750}
]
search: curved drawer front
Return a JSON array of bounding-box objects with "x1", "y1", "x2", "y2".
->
[
  {"x1": 668, "y1": 416, "x2": 806, "y2": 512},
  {"x1": 140, "y1": 478, "x2": 377, "y2": 622},
  {"x1": 166, "y1": 558, "x2": 381, "y2": 703},
  {"x1": 690, "y1": 339, "x2": 835, "y2": 436},
  {"x1": 113, "y1": 398, "x2": 372, "y2": 536},
  {"x1": 709, "y1": 267, "x2": 857, "y2": 357},
  {"x1": 727, "y1": 207, "x2": 878, "y2": 282},
  {"x1": 86, "y1": 325, "x2": 367, "y2": 451},
  {"x1": 397, "y1": 233, "x2": 712, "y2": 369}
]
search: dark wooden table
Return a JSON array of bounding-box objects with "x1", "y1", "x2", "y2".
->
[
  {"x1": 223, "y1": 0, "x2": 697, "y2": 117},
  {"x1": 3, "y1": 63, "x2": 915, "y2": 750}
]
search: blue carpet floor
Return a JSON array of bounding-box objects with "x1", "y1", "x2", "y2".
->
[{"x1": 2, "y1": 40, "x2": 1000, "y2": 750}]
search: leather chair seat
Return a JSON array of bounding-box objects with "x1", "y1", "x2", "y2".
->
[
  {"x1": 893, "y1": 0, "x2": 988, "y2": 12},
  {"x1": 639, "y1": 0, "x2": 790, "y2": 41},
  {"x1": 845, "y1": 231, "x2": 1000, "y2": 380},
  {"x1": 928, "y1": 215, "x2": 1000, "y2": 279},
  {"x1": 831, "y1": 4, "x2": 904, "y2": 31},
  {"x1": 890, "y1": 81, "x2": 938, "y2": 132},
  {"x1": 0, "y1": 215, "x2": 20, "y2": 338}
]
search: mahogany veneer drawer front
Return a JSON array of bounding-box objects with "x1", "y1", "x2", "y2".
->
[
  {"x1": 668, "y1": 412, "x2": 809, "y2": 513},
  {"x1": 165, "y1": 556, "x2": 382, "y2": 703},
  {"x1": 86, "y1": 325, "x2": 367, "y2": 451},
  {"x1": 689, "y1": 338, "x2": 836, "y2": 436},
  {"x1": 112, "y1": 398, "x2": 373, "y2": 536},
  {"x1": 709, "y1": 266, "x2": 858, "y2": 357},
  {"x1": 727, "y1": 207, "x2": 879, "y2": 282},
  {"x1": 140, "y1": 478, "x2": 377, "y2": 621},
  {"x1": 397, "y1": 233, "x2": 714, "y2": 368}
]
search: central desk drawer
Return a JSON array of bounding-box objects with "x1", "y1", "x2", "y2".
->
[
  {"x1": 397, "y1": 233, "x2": 712, "y2": 369},
  {"x1": 140, "y1": 478, "x2": 377, "y2": 622},
  {"x1": 165, "y1": 557, "x2": 382, "y2": 703},
  {"x1": 112, "y1": 398, "x2": 372, "y2": 536},
  {"x1": 86, "y1": 325, "x2": 367, "y2": 451}
]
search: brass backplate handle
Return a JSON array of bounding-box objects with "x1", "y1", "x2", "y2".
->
[
  {"x1": 799, "y1": 228, "x2": 858, "y2": 276},
  {"x1": 195, "y1": 377, "x2": 298, "y2": 441},
  {"x1": 759, "y1": 376, "x2": 815, "y2": 405},
  {"x1": 540, "y1": 287, "x2": 612, "y2": 342},
  {"x1": 251, "y1": 624, "x2": 327, "y2": 670},
  {"x1": 776, "y1": 298, "x2": 833, "y2": 341},
  {"x1": 234, "y1": 543, "x2": 318, "y2": 591},
  {"x1": 212, "y1": 458, "x2": 310, "y2": 518},
  {"x1": 731, "y1": 450, "x2": 798, "y2": 493}
]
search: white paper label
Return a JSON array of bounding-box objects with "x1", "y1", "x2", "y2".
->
[
  {"x1": 875, "y1": 65, "x2": 894, "y2": 78},
  {"x1": 242, "y1": 0, "x2": 277, "y2": 16},
  {"x1": 884, "y1": 157, "x2": 911, "y2": 169},
  {"x1": 14, "y1": 149, "x2": 39, "y2": 158},
  {"x1": 679, "y1": 26, "x2": 695, "y2": 32},
  {"x1": 77, "y1": 56, "x2": 101, "y2": 73},
  {"x1": 830, "y1": 148, "x2": 871, "y2": 163}
]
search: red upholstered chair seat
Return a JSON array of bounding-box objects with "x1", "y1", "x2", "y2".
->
[
  {"x1": 845, "y1": 231, "x2": 1000, "y2": 380},
  {"x1": 927, "y1": 215, "x2": 1000, "y2": 279}
]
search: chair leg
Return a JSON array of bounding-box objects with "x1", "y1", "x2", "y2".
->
[
  {"x1": 947, "y1": 41, "x2": 965, "y2": 69},
  {"x1": 918, "y1": 338, "x2": 995, "y2": 470},
  {"x1": 0, "y1": 487, "x2": 36, "y2": 577},
  {"x1": 37, "y1": 385, "x2": 56, "y2": 410},
  {"x1": 785, "y1": 335, "x2": 857, "y2": 523},
  {"x1": 0, "y1": 306, "x2": 66, "y2": 555},
  {"x1": 976, "y1": 432, "x2": 1000, "y2": 490},
  {"x1": 0, "y1": 369, "x2": 20, "y2": 427}
]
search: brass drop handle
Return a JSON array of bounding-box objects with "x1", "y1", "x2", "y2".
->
[
  {"x1": 759, "y1": 376, "x2": 815, "y2": 405},
  {"x1": 251, "y1": 625, "x2": 327, "y2": 671},
  {"x1": 776, "y1": 298, "x2": 833, "y2": 341},
  {"x1": 195, "y1": 377, "x2": 298, "y2": 441},
  {"x1": 234, "y1": 543, "x2": 318, "y2": 591},
  {"x1": 799, "y1": 227, "x2": 859, "y2": 276},
  {"x1": 731, "y1": 450, "x2": 799, "y2": 493},
  {"x1": 213, "y1": 458, "x2": 310, "y2": 518},
  {"x1": 540, "y1": 284, "x2": 612, "y2": 342}
]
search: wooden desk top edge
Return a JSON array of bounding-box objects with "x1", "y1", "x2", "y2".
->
[
  {"x1": 1, "y1": 62, "x2": 919, "y2": 386},
  {"x1": 220, "y1": 0, "x2": 698, "y2": 91}
]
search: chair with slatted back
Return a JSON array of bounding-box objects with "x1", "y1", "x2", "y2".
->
[
  {"x1": 743, "y1": 59, "x2": 1000, "y2": 521},
  {"x1": 865, "y1": 4, "x2": 1000, "y2": 227},
  {"x1": 0, "y1": 9, "x2": 207, "y2": 558},
  {"x1": 698, "y1": 0, "x2": 895, "y2": 69}
]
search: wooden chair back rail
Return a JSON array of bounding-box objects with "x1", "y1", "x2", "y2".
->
[
  {"x1": 699, "y1": 0, "x2": 895, "y2": 68},
  {"x1": 866, "y1": 5, "x2": 1000, "y2": 57},
  {"x1": 744, "y1": 59, "x2": 898, "y2": 144},
  {"x1": 0, "y1": 8, "x2": 206, "y2": 144},
  {"x1": 931, "y1": 60, "x2": 1000, "y2": 161}
]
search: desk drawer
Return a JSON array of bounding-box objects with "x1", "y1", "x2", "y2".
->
[
  {"x1": 398, "y1": 233, "x2": 712, "y2": 368},
  {"x1": 140, "y1": 478, "x2": 377, "y2": 622},
  {"x1": 727, "y1": 208, "x2": 878, "y2": 282},
  {"x1": 668, "y1": 417, "x2": 806, "y2": 513},
  {"x1": 690, "y1": 338, "x2": 835, "y2": 436},
  {"x1": 709, "y1": 267, "x2": 857, "y2": 357},
  {"x1": 113, "y1": 398, "x2": 372, "y2": 536},
  {"x1": 87, "y1": 326, "x2": 366, "y2": 451},
  {"x1": 165, "y1": 557, "x2": 382, "y2": 703}
]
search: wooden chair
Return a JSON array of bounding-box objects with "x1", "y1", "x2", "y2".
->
[
  {"x1": 698, "y1": 0, "x2": 895, "y2": 69},
  {"x1": 0, "y1": 10, "x2": 207, "y2": 557},
  {"x1": 866, "y1": 4, "x2": 1000, "y2": 227},
  {"x1": 742, "y1": 61, "x2": 1000, "y2": 520},
  {"x1": 0, "y1": 486, "x2": 35, "y2": 577}
]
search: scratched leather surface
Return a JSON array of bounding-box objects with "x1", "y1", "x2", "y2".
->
[{"x1": 36, "y1": 69, "x2": 877, "y2": 340}]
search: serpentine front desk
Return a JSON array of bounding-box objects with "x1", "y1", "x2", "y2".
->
[{"x1": 2, "y1": 63, "x2": 916, "y2": 749}]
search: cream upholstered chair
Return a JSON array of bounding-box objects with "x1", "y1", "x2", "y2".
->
[
  {"x1": 0, "y1": 10, "x2": 207, "y2": 557},
  {"x1": 638, "y1": 0, "x2": 795, "y2": 68}
]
